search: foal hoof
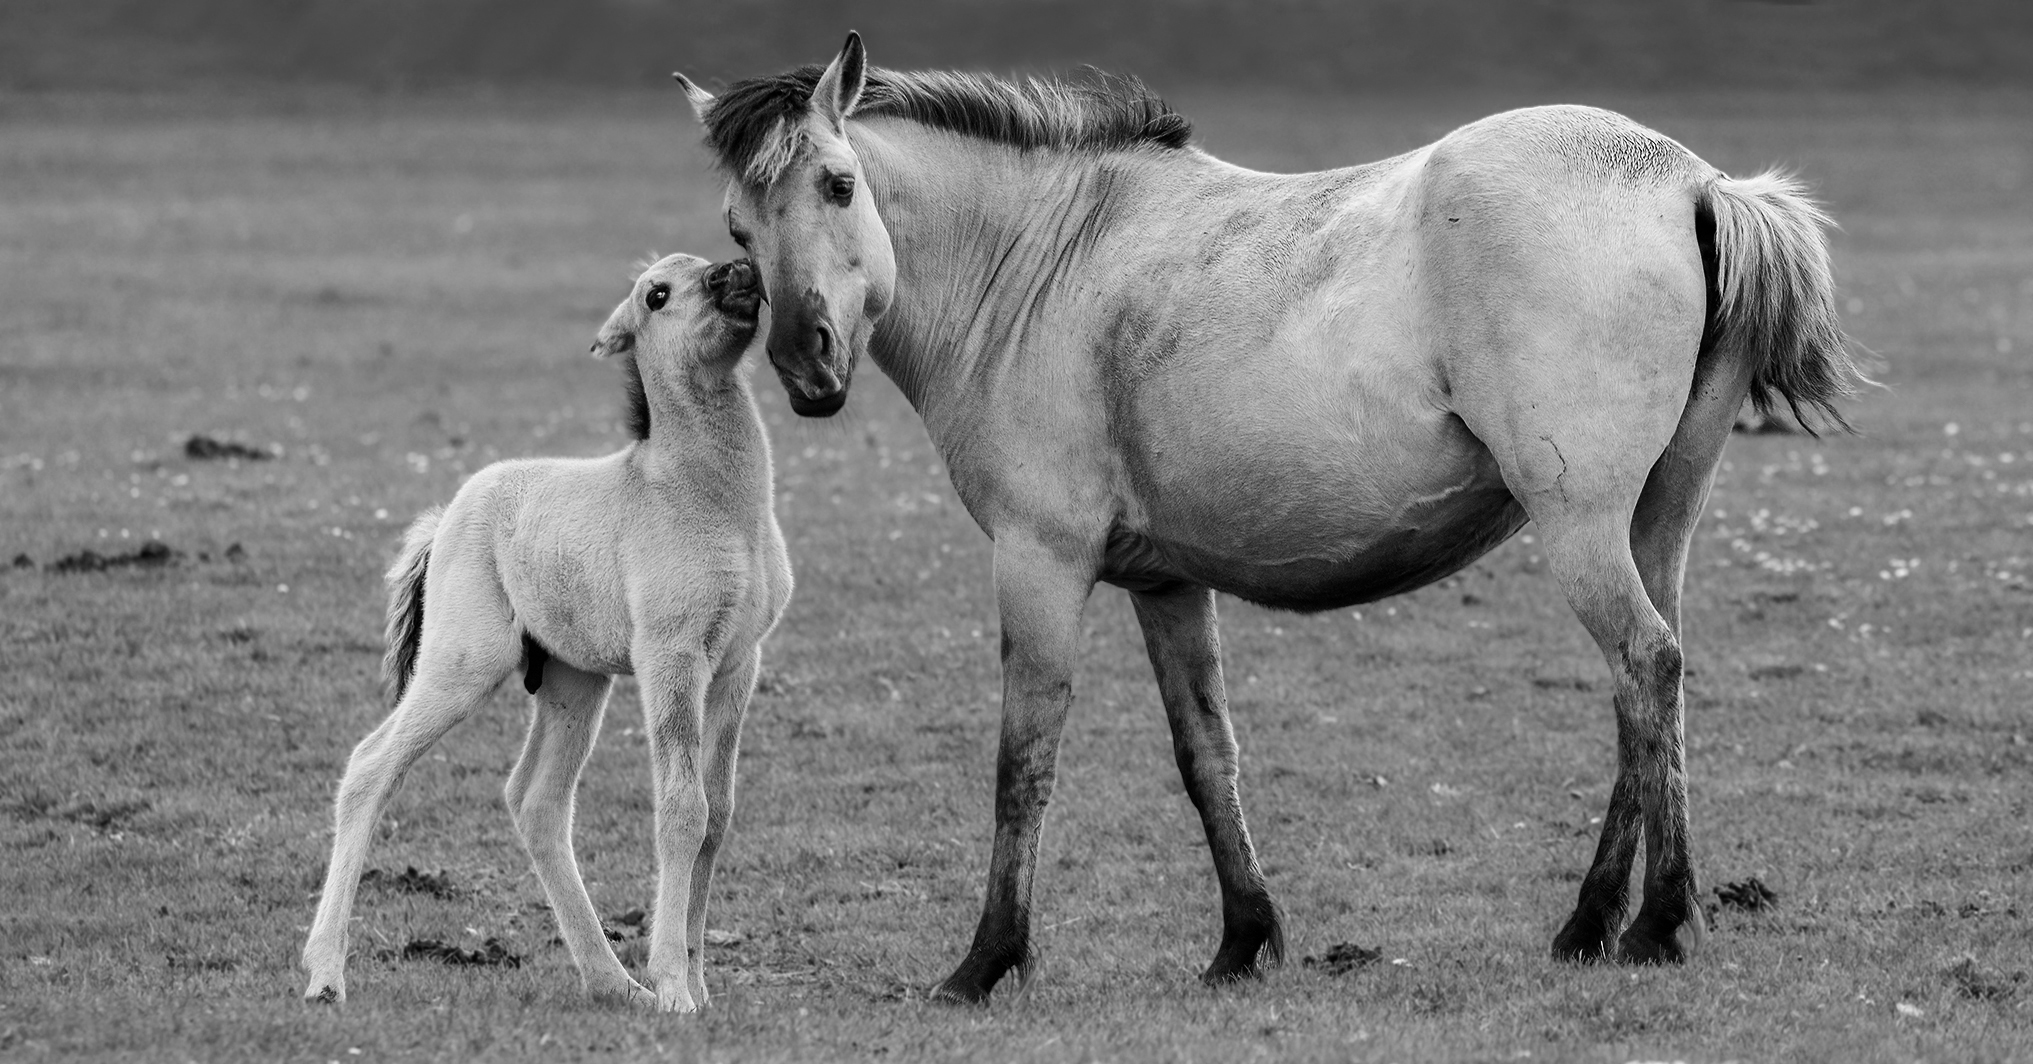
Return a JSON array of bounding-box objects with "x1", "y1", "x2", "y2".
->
[{"x1": 304, "y1": 983, "x2": 344, "y2": 1005}]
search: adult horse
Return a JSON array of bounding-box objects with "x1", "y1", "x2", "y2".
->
[{"x1": 674, "y1": 33, "x2": 1862, "y2": 1003}]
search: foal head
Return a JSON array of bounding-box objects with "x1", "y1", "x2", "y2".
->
[
  {"x1": 676, "y1": 32, "x2": 897, "y2": 418},
  {"x1": 593, "y1": 254, "x2": 762, "y2": 429}
]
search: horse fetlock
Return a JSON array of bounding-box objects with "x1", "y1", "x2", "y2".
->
[{"x1": 1204, "y1": 895, "x2": 1285, "y2": 983}]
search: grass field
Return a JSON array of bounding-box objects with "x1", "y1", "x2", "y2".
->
[{"x1": 3, "y1": 84, "x2": 2031, "y2": 1062}]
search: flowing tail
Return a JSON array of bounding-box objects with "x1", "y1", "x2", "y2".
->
[
  {"x1": 1699, "y1": 171, "x2": 1872, "y2": 433},
  {"x1": 381, "y1": 505, "x2": 443, "y2": 706}
]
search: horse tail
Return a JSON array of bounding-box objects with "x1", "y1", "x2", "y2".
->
[
  {"x1": 1698, "y1": 170, "x2": 1870, "y2": 434},
  {"x1": 381, "y1": 505, "x2": 443, "y2": 706}
]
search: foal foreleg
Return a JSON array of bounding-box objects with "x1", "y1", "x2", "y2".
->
[
  {"x1": 1130, "y1": 584, "x2": 1284, "y2": 984},
  {"x1": 681, "y1": 648, "x2": 759, "y2": 1006},
  {"x1": 931, "y1": 534, "x2": 1092, "y2": 1005},
  {"x1": 638, "y1": 652, "x2": 713, "y2": 1013},
  {"x1": 503, "y1": 663, "x2": 651, "y2": 1005}
]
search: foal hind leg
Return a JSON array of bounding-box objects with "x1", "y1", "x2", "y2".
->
[
  {"x1": 302, "y1": 614, "x2": 519, "y2": 1001},
  {"x1": 1131, "y1": 584, "x2": 1284, "y2": 983},
  {"x1": 503, "y1": 662, "x2": 651, "y2": 1005}
]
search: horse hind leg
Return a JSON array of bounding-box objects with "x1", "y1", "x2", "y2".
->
[
  {"x1": 1130, "y1": 584, "x2": 1284, "y2": 983},
  {"x1": 502, "y1": 661, "x2": 651, "y2": 1005},
  {"x1": 1531, "y1": 347, "x2": 1752, "y2": 965}
]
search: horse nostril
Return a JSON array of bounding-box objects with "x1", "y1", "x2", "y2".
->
[{"x1": 704, "y1": 263, "x2": 732, "y2": 293}]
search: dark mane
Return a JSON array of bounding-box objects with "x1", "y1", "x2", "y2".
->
[
  {"x1": 621, "y1": 352, "x2": 649, "y2": 440},
  {"x1": 702, "y1": 65, "x2": 1193, "y2": 183}
]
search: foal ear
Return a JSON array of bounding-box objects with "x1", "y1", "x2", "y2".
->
[
  {"x1": 811, "y1": 31, "x2": 867, "y2": 131},
  {"x1": 591, "y1": 303, "x2": 636, "y2": 359},
  {"x1": 672, "y1": 72, "x2": 715, "y2": 123}
]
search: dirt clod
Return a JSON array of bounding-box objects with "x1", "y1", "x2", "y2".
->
[
  {"x1": 1945, "y1": 955, "x2": 2023, "y2": 1000},
  {"x1": 381, "y1": 937, "x2": 522, "y2": 968},
  {"x1": 1302, "y1": 942, "x2": 1383, "y2": 976},
  {"x1": 184, "y1": 435, "x2": 272, "y2": 461},
  {"x1": 1716, "y1": 877, "x2": 1779, "y2": 911},
  {"x1": 49, "y1": 541, "x2": 180, "y2": 573},
  {"x1": 359, "y1": 866, "x2": 460, "y2": 899},
  {"x1": 10, "y1": 554, "x2": 31, "y2": 569}
]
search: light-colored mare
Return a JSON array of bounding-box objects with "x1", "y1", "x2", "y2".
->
[
  {"x1": 300, "y1": 255, "x2": 791, "y2": 1012},
  {"x1": 679, "y1": 33, "x2": 1864, "y2": 1003}
]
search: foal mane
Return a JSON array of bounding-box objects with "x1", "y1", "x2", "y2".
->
[{"x1": 702, "y1": 65, "x2": 1193, "y2": 185}]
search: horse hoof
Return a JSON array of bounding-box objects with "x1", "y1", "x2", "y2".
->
[
  {"x1": 928, "y1": 976, "x2": 994, "y2": 1006},
  {"x1": 1550, "y1": 913, "x2": 1619, "y2": 963},
  {"x1": 304, "y1": 983, "x2": 344, "y2": 1005},
  {"x1": 1616, "y1": 907, "x2": 1707, "y2": 965}
]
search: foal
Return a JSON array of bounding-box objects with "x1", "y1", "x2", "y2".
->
[{"x1": 301, "y1": 254, "x2": 790, "y2": 1012}]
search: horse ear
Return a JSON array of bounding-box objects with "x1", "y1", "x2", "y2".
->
[
  {"x1": 672, "y1": 72, "x2": 715, "y2": 123},
  {"x1": 811, "y1": 31, "x2": 867, "y2": 131}
]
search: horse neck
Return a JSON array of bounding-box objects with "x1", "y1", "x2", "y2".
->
[
  {"x1": 634, "y1": 354, "x2": 771, "y2": 504},
  {"x1": 854, "y1": 123, "x2": 1141, "y2": 433}
]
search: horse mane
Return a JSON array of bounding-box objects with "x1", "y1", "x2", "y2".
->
[{"x1": 702, "y1": 65, "x2": 1194, "y2": 185}]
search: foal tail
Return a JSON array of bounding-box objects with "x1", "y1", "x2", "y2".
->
[
  {"x1": 381, "y1": 505, "x2": 443, "y2": 706},
  {"x1": 1699, "y1": 171, "x2": 1871, "y2": 433}
]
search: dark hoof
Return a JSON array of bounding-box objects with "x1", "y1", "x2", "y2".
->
[
  {"x1": 308, "y1": 985, "x2": 340, "y2": 1005},
  {"x1": 1616, "y1": 904, "x2": 1708, "y2": 965},
  {"x1": 929, "y1": 949, "x2": 1032, "y2": 1006},
  {"x1": 1551, "y1": 910, "x2": 1619, "y2": 963},
  {"x1": 1201, "y1": 903, "x2": 1287, "y2": 985},
  {"x1": 927, "y1": 977, "x2": 994, "y2": 1006}
]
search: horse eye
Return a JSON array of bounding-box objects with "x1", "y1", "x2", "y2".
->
[
  {"x1": 644, "y1": 284, "x2": 670, "y2": 311},
  {"x1": 828, "y1": 174, "x2": 855, "y2": 205}
]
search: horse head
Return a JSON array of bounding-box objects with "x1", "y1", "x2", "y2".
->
[{"x1": 677, "y1": 32, "x2": 896, "y2": 418}]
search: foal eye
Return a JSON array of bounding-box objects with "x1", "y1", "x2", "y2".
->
[
  {"x1": 644, "y1": 284, "x2": 670, "y2": 311},
  {"x1": 827, "y1": 174, "x2": 855, "y2": 205}
]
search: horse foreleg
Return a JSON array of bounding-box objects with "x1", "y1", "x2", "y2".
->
[
  {"x1": 682, "y1": 649, "x2": 758, "y2": 1007},
  {"x1": 503, "y1": 663, "x2": 650, "y2": 1005},
  {"x1": 1130, "y1": 583, "x2": 1285, "y2": 984},
  {"x1": 930, "y1": 534, "x2": 1092, "y2": 1005},
  {"x1": 638, "y1": 652, "x2": 712, "y2": 1013}
]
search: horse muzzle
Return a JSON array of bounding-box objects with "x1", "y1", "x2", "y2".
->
[
  {"x1": 768, "y1": 315, "x2": 851, "y2": 417},
  {"x1": 704, "y1": 259, "x2": 762, "y2": 321}
]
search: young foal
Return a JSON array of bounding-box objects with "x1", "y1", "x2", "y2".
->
[{"x1": 301, "y1": 254, "x2": 790, "y2": 1012}]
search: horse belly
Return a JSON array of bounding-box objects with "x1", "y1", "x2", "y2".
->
[{"x1": 1112, "y1": 370, "x2": 1525, "y2": 611}]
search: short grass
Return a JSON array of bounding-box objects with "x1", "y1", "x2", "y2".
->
[{"x1": 2, "y1": 84, "x2": 2030, "y2": 1063}]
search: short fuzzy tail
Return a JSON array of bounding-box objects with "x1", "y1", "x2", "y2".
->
[
  {"x1": 1701, "y1": 171, "x2": 1872, "y2": 434},
  {"x1": 381, "y1": 505, "x2": 443, "y2": 706}
]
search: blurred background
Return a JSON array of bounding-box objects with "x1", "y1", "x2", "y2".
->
[{"x1": 7, "y1": 0, "x2": 2032, "y2": 95}]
